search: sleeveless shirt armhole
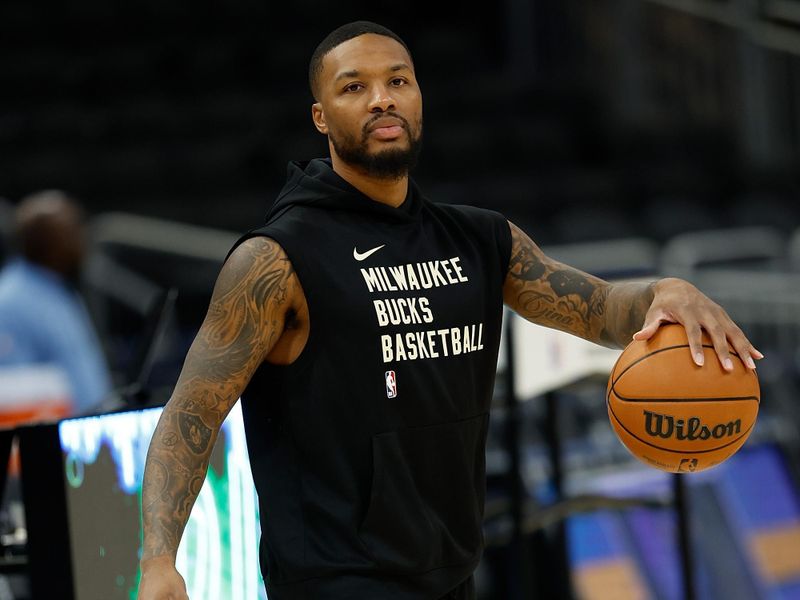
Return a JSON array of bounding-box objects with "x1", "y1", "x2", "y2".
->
[
  {"x1": 492, "y1": 211, "x2": 513, "y2": 287},
  {"x1": 225, "y1": 227, "x2": 309, "y2": 295},
  {"x1": 225, "y1": 228, "x2": 272, "y2": 263},
  {"x1": 223, "y1": 226, "x2": 319, "y2": 371}
]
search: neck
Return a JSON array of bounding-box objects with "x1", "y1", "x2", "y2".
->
[{"x1": 329, "y1": 154, "x2": 408, "y2": 208}]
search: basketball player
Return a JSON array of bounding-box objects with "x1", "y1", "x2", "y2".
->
[{"x1": 137, "y1": 22, "x2": 762, "y2": 600}]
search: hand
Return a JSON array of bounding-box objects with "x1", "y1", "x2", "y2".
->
[
  {"x1": 632, "y1": 277, "x2": 763, "y2": 371},
  {"x1": 137, "y1": 556, "x2": 189, "y2": 600}
]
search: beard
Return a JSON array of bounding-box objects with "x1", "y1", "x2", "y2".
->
[{"x1": 329, "y1": 113, "x2": 423, "y2": 180}]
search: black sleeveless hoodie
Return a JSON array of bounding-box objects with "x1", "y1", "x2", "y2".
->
[{"x1": 231, "y1": 159, "x2": 511, "y2": 599}]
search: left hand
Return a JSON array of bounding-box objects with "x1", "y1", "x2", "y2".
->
[{"x1": 632, "y1": 278, "x2": 762, "y2": 371}]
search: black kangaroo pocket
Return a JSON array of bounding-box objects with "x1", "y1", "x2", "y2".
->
[{"x1": 358, "y1": 413, "x2": 489, "y2": 572}]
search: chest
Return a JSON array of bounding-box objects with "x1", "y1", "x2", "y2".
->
[{"x1": 295, "y1": 214, "x2": 493, "y2": 340}]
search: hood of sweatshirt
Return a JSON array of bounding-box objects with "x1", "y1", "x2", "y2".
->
[{"x1": 265, "y1": 158, "x2": 423, "y2": 225}]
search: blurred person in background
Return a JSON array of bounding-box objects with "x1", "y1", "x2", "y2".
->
[{"x1": 0, "y1": 190, "x2": 111, "y2": 417}]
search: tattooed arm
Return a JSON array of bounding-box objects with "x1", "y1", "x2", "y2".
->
[
  {"x1": 502, "y1": 221, "x2": 652, "y2": 346},
  {"x1": 138, "y1": 237, "x2": 303, "y2": 600},
  {"x1": 502, "y1": 221, "x2": 761, "y2": 370}
]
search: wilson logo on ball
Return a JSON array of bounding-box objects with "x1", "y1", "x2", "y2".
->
[{"x1": 643, "y1": 410, "x2": 742, "y2": 441}]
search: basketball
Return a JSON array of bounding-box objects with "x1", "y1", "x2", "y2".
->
[{"x1": 607, "y1": 324, "x2": 760, "y2": 473}]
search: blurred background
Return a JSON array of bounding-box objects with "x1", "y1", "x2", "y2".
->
[{"x1": 0, "y1": 0, "x2": 799, "y2": 598}]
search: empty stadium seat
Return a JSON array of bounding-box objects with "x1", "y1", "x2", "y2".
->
[
  {"x1": 660, "y1": 226, "x2": 788, "y2": 278},
  {"x1": 791, "y1": 228, "x2": 800, "y2": 272},
  {"x1": 542, "y1": 238, "x2": 660, "y2": 280}
]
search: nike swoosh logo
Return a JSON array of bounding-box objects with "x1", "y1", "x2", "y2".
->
[{"x1": 353, "y1": 244, "x2": 386, "y2": 261}]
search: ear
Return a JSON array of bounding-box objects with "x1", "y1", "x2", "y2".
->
[{"x1": 311, "y1": 103, "x2": 328, "y2": 135}]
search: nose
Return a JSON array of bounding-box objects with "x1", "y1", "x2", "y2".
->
[{"x1": 367, "y1": 83, "x2": 395, "y2": 113}]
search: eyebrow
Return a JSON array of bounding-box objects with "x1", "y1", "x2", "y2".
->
[{"x1": 334, "y1": 63, "x2": 412, "y2": 82}]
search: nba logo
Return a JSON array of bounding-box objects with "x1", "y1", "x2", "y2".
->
[{"x1": 385, "y1": 370, "x2": 397, "y2": 398}]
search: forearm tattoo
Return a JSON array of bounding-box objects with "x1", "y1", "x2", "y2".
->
[
  {"x1": 503, "y1": 222, "x2": 654, "y2": 347},
  {"x1": 141, "y1": 237, "x2": 295, "y2": 562}
]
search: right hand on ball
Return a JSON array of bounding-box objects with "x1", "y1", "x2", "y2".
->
[
  {"x1": 633, "y1": 277, "x2": 762, "y2": 371},
  {"x1": 137, "y1": 556, "x2": 189, "y2": 600}
]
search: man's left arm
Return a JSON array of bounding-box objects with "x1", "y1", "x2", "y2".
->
[{"x1": 502, "y1": 221, "x2": 762, "y2": 371}]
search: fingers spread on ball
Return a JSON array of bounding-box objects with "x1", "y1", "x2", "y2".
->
[
  {"x1": 682, "y1": 321, "x2": 705, "y2": 366},
  {"x1": 704, "y1": 322, "x2": 734, "y2": 371},
  {"x1": 737, "y1": 342, "x2": 761, "y2": 370}
]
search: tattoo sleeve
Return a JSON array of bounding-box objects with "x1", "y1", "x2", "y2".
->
[
  {"x1": 140, "y1": 236, "x2": 297, "y2": 563},
  {"x1": 502, "y1": 222, "x2": 654, "y2": 347}
]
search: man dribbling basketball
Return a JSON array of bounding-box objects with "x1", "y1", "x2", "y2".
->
[{"x1": 137, "y1": 21, "x2": 762, "y2": 600}]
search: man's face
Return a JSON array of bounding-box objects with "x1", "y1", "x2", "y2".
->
[{"x1": 312, "y1": 34, "x2": 423, "y2": 179}]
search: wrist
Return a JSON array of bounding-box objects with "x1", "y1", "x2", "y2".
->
[
  {"x1": 641, "y1": 279, "x2": 661, "y2": 305},
  {"x1": 140, "y1": 553, "x2": 176, "y2": 572},
  {"x1": 651, "y1": 277, "x2": 670, "y2": 293},
  {"x1": 653, "y1": 276, "x2": 695, "y2": 296}
]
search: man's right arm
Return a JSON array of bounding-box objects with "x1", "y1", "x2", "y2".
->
[{"x1": 138, "y1": 237, "x2": 298, "y2": 599}]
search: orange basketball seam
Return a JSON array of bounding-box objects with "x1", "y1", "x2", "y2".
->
[
  {"x1": 611, "y1": 343, "x2": 740, "y2": 389},
  {"x1": 609, "y1": 345, "x2": 755, "y2": 405},
  {"x1": 606, "y1": 392, "x2": 756, "y2": 455},
  {"x1": 611, "y1": 343, "x2": 699, "y2": 389},
  {"x1": 612, "y1": 394, "x2": 759, "y2": 403}
]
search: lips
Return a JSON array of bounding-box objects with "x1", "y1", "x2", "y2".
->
[
  {"x1": 367, "y1": 118, "x2": 405, "y2": 140},
  {"x1": 371, "y1": 125, "x2": 404, "y2": 140}
]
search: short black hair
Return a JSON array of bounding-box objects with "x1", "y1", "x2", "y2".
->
[{"x1": 309, "y1": 21, "x2": 412, "y2": 101}]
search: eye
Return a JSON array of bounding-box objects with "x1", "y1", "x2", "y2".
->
[
  {"x1": 390, "y1": 78, "x2": 407, "y2": 86},
  {"x1": 344, "y1": 82, "x2": 363, "y2": 93}
]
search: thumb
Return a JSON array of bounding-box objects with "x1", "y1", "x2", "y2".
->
[{"x1": 632, "y1": 311, "x2": 669, "y2": 341}]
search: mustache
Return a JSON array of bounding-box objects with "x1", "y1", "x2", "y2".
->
[{"x1": 362, "y1": 112, "x2": 412, "y2": 137}]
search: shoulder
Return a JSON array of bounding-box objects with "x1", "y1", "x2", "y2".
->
[
  {"x1": 0, "y1": 275, "x2": 69, "y2": 352},
  {"x1": 427, "y1": 202, "x2": 513, "y2": 277},
  {"x1": 221, "y1": 237, "x2": 292, "y2": 289},
  {"x1": 226, "y1": 235, "x2": 288, "y2": 267},
  {"x1": 0, "y1": 264, "x2": 66, "y2": 316},
  {"x1": 431, "y1": 201, "x2": 502, "y2": 219},
  {"x1": 215, "y1": 236, "x2": 302, "y2": 310},
  {"x1": 430, "y1": 202, "x2": 510, "y2": 241},
  {"x1": 430, "y1": 202, "x2": 508, "y2": 230}
]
